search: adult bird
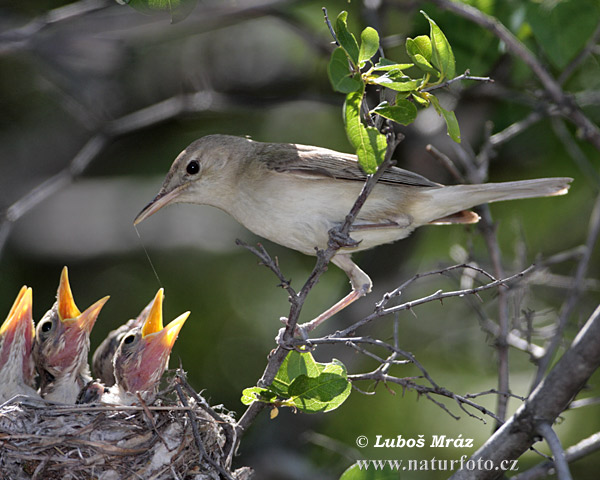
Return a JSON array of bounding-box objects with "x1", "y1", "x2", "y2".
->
[
  {"x1": 0, "y1": 286, "x2": 39, "y2": 403},
  {"x1": 134, "y1": 135, "x2": 572, "y2": 331},
  {"x1": 97, "y1": 288, "x2": 189, "y2": 405},
  {"x1": 92, "y1": 289, "x2": 162, "y2": 386},
  {"x1": 33, "y1": 267, "x2": 109, "y2": 403}
]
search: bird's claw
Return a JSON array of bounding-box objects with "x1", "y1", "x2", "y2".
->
[
  {"x1": 328, "y1": 227, "x2": 360, "y2": 249},
  {"x1": 275, "y1": 318, "x2": 309, "y2": 348}
]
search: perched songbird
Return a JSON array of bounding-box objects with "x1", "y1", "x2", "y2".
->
[
  {"x1": 99, "y1": 289, "x2": 189, "y2": 405},
  {"x1": 134, "y1": 135, "x2": 572, "y2": 328},
  {"x1": 0, "y1": 287, "x2": 39, "y2": 402},
  {"x1": 92, "y1": 289, "x2": 161, "y2": 386},
  {"x1": 33, "y1": 267, "x2": 109, "y2": 403}
]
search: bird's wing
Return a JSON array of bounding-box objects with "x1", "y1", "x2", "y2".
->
[{"x1": 259, "y1": 143, "x2": 442, "y2": 188}]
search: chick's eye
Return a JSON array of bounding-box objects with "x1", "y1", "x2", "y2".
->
[
  {"x1": 186, "y1": 160, "x2": 200, "y2": 175},
  {"x1": 40, "y1": 321, "x2": 52, "y2": 333},
  {"x1": 123, "y1": 334, "x2": 135, "y2": 345}
]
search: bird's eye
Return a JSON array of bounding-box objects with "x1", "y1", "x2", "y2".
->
[
  {"x1": 123, "y1": 334, "x2": 135, "y2": 345},
  {"x1": 186, "y1": 160, "x2": 200, "y2": 175},
  {"x1": 40, "y1": 321, "x2": 53, "y2": 333}
]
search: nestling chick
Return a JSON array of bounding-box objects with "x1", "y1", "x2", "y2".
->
[
  {"x1": 135, "y1": 135, "x2": 572, "y2": 330},
  {"x1": 92, "y1": 289, "x2": 162, "y2": 386},
  {"x1": 33, "y1": 267, "x2": 109, "y2": 403},
  {"x1": 98, "y1": 288, "x2": 188, "y2": 405},
  {"x1": 0, "y1": 287, "x2": 39, "y2": 402}
]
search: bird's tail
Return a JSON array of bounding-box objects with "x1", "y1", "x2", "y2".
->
[{"x1": 420, "y1": 177, "x2": 572, "y2": 225}]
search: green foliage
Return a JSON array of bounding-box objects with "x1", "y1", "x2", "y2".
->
[
  {"x1": 422, "y1": 11, "x2": 456, "y2": 80},
  {"x1": 241, "y1": 350, "x2": 351, "y2": 414},
  {"x1": 344, "y1": 88, "x2": 387, "y2": 174},
  {"x1": 525, "y1": 0, "x2": 600, "y2": 69},
  {"x1": 121, "y1": 0, "x2": 197, "y2": 23},
  {"x1": 327, "y1": 10, "x2": 463, "y2": 173},
  {"x1": 328, "y1": 47, "x2": 363, "y2": 94}
]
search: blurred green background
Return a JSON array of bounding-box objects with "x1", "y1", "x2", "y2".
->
[{"x1": 1, "y1": 0, "x2": 599, "y2": 478}]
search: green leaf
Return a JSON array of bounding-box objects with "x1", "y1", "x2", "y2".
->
[
  {"x1": 411, "y1": 92, "x2": 430, "y2": 107},
  {"x1": 406, "y1": 35, "x2": 432, "y2": 61},
  {"x1": 421, "y1": 11, "x2": 455, "y2": 80},
  {"x1": 428, "y1": 95, "x2": 461, "y2": 143},
  {"x1": 288, "y1": 360, "x2": 351, "y2": 413},
  {"x1": 372, "y1": 99, "x2": 418, "y2": 126},
  {"x1": 272, "y1": 350, "x2": 320, "y2": 395},
  {"x1": 371, "y1": 62, "x2": 414, "y2": 72},
  {"x1": 340, "y1": 462, "x2": 401, "y2": 479},
  {"x1": 371, "y1": 72, "x2": 420, "y2": 92},
  {"x1": 442, "y1": 109, "x2": 461, "y2": 143},
  {"x1": 334, "y1": 11, "x2": 360, "y2": 67},
  {"x1": 328, "y1": 47, "x2": 363, "y2": 93},
  {"x1": 240, "y1": 387, "x2": 278, "y2": 406},
  {"x1": 525, "y1": 0, "x2": 600, "y2": 69},
  {"x1": 127, "y1": 0, "x2": 198, "y2": 23},
  {"x1": 359, "y1": 27, "x2": 380, "y2": 66},
  {"x1": 344, "y1": 89, "x2": 386, "y2": 174}
]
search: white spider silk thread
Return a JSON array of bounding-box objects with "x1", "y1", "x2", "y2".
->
[{"x1": 134, "y1": 225, "x2": 162, "y2": 288}]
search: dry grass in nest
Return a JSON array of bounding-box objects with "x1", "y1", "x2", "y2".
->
[{"x1": 0, "y1": 371, "x2": 251, "y2": 480}]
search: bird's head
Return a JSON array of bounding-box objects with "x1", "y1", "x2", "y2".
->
[
  {"x1": 34, "y1": 267, "x2": 108, "y2": 378},
  {"x1": 113, "y1": 288, "x2": 188, "y2": 399},
  {"x1": 134, "y1": 134, "x2": 255, "y2": 225},
  {"x1": 0, "y1": 286, "x2": 35, "y2": 387}
]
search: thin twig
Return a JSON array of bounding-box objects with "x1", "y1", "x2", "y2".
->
[
  {"x1": 421, "y1": 70, "x2": 494, "y2": 92},
  {"x1": 173, "y1": 379, "x2": 234, "y2": 480},
  {"x1": 336, "y1": 265, "x2": 534, "y2": 337},
  {"x1": 513, "y1": 432, "x2": 600, "y2": 480}
]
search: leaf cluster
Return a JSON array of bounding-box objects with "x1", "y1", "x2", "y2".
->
[
  {"x1": 327, "y1": 10, "x2": 461, "y2": 173},
  {"x1": 241, "y1": 350, "x2": 351, "y2": 414}
]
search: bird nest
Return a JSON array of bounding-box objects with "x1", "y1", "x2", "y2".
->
[{"x1": 0, "y1": 371, "x2": 251, "y2": 480}]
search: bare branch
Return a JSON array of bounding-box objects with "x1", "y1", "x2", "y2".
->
[
  {"x1": 421, "y1": 70, "x2": 494, "y2": 92},
  {"x1": 335, "y1": 265, "x2": 534, "y2": 337},
  {"x1": 449, "y1": 304, "x2": 600, "y2": 480},
  {"x1": 513, "y1": 432, "x2": 600, "y2": 480},
  {"x1": 536, "y1": 422, "x2": 573, "y2": 480}
]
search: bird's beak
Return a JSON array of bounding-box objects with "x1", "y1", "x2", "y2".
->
[
  {"x1": 63, "y1": 296, "x2": 110, "y2": 334},
  {"x1": 1, "y1": 287, "x2": 35, "y2": 381},
  {"x1": 141, "y1": 288, "x2": 164, "y2": 337},
  {"x1": 141, "y1": 311, "x2": 189, "y2": 354},
  {"x1": 134, "y1": 187, "x2": 182, "y2": 226},
  {"x1": 57, "y1": 266, "x2": 108, "y2": 334},
  {"x1": 57, "y1": 267, "x2": 81, "y2": 321},
  {"x1": 139, "y1": 309, "x2": 189, "y2": 370},
  {"x1": 1, "y1": 286, "x2": 34, "y2": 344},
  {"x1": 121, "y1": 310, "x2": 189, "y2": 394},
  {"x1": 6, "y1": 285, "x2": 28, "y2": 322}
]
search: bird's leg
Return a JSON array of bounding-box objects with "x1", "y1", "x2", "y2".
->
[{"x1": 295, "y1": 254, "x2": 372, "y2": 337}]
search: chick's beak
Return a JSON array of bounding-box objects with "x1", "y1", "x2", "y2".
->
[
  {"x1": 119, "y1": 311, "x2": 189, "y2": 395},
  {"x1": 134, "y1": 186, "x2": 182, "y2": 226},
  {"x1": 1, "y1": 287, "x2": 35, "y2": 380},
  {"x1": 141, "y1": 288, "x2": 164, "y2": 337},
  {"x1": 6, "y1": 286, "x2": 28, "y2": 322},
  {"x1": 141, "y1": 311, "x2": 189, "y2": 361},
  {"x1": 66, "y1": 296, "x2": 110, "y2": 334},
  {"x1": 58, "y1": 267, "x2": 81, "y2": 321}
]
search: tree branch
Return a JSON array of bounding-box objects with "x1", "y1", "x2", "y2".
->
[{"x1": 449, "y1": 304, "x2": 600, "y2": 480}]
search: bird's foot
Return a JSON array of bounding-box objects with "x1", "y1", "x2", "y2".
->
[
  {"x1": 276, "y1": 317, "x2": 308, "y2": 348},
  {"x1": 328, "y1": 227, "x2": 361, "y2": 250}
]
